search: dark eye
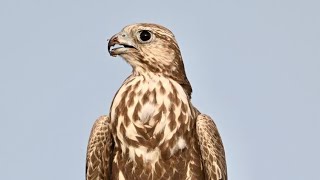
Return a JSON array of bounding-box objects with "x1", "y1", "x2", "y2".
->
[{"x1": 139, "y1": 30, "x2": 152, "y2": 42}]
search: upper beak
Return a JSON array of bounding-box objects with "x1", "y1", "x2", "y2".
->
[{"x1": 107, "y1": 32, "x2": 136, "y2": 57}]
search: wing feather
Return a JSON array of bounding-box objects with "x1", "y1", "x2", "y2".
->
[
  {"x1": 196, "y1": 114, "x2": 227, "y2": 180},
  {"x1": 86, "y1": 115, "x2": 113, "y2": 180}
]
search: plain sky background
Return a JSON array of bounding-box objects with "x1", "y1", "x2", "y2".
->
[{"x1": 0, "y1": 0, "x2": 319, "y2": 179}]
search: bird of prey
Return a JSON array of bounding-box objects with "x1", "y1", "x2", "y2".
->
[{"x1": 86, "y1": 23, "x2": 227, "y2": 180}]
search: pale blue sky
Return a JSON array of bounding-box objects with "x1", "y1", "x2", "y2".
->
[{"x1": 1, "y1": 0, "x2": 319, "y2": 179}]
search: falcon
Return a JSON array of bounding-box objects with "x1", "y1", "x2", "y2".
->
[{"x1": 86, "y1": 23, "x2": 227, "y2": 180}]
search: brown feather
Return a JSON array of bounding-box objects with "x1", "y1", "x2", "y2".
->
[
  {"x1": 196, "y1": 114, "x2": 228, "y2": 180},
  {"x1": 86, "y1": 116, "x2": 113, "y2": 180}
]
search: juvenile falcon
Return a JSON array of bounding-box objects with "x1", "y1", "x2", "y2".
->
[{"x1": 86, "y1": 23, "x2": 227, "y2": 180}]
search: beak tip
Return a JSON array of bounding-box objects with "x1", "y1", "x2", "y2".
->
[
  {"x1": 107, "y1": 35, "x2": 118, "y2": 48},
  {"x1": 107, "y1": 36, "x2": 118, "y2": 56}
]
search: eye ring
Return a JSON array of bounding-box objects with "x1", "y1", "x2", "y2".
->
[{"x1": 138, "y1": 30, "x2": 153, "y2": 43}]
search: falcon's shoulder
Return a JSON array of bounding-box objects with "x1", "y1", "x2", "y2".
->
[
  {"x1": 196, "y1": 114, "x2": 227, "y2": 180},
  {"x1": 86, "y1": 115, "x2": 113, "y2": 180}
]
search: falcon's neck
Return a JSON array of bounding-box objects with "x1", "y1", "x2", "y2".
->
[
  {"x1": 131, "y1": 65, "x2": 192, "y2": 99},
  {"x1": 109, "y1": 71, "x2": 196, "y2": 165}
]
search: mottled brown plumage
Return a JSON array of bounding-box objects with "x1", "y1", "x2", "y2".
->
[
  {"x1": 86, "y1": 116, "x2": 113, "y2": 180},
  {"x1": 86, "y1": 23, "x2": 227, "y2": 180}
]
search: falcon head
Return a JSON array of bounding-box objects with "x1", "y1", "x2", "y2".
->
[{"x1": 108, "y1": 23, "x2": 192, "y2": 97}]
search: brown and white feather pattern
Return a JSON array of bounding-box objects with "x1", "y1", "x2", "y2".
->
[
  {"x1": 86, "y1": 116, "x2": 113, "y2": 180},
  {"x1": 86, "y1": 23, "x2": 227, "y2": 180},
  {"x1": 109, "y1": 72, "x2": 203, "y2": 179},
  {"x1": 196, "y1": 114, "x2": 228, "y2": 180}
]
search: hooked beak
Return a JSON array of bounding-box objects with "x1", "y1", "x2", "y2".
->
[{"x1": 107, "y1": 32, "x2": 136, "y2": 57}]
